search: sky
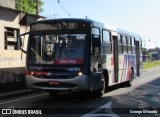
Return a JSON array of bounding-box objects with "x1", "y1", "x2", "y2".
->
[{"x1": 40, "y1": 0, "x2": 160, "y2": 49}]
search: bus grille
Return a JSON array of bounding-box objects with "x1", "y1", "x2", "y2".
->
[
  {"x1": 34, "y1": 74, "x2": 77, "y2": 79},
  {"x1": 34, "y1": 82, "x2": 77, "y2": 88}
]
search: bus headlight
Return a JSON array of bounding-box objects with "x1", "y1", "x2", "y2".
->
[{"x1": 78, "y1": 72, "x2": 83, "y2": 76}]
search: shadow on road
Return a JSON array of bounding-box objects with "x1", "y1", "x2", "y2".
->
[{"x1": 28, "y1": 76, "x2": 160, "y2": 117}]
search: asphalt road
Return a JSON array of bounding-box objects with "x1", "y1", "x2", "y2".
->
[{"x1": 0, "y1": 67, "x2": 160, "y2": 117}]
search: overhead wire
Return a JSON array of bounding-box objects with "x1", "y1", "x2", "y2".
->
[{"x1": 57, "y1": 0, "x2": 72, "y2": 17}]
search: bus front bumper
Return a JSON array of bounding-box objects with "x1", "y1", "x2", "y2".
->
[{"x1": 25, "y1": 75, "x2": 90, "y2": 92}]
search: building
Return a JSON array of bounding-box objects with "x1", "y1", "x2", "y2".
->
[
  {"x1": 0, "y1": 0, "x2": 15, "y2": 9},
  {"x1": 0, "y1": 0, "x2": 44, "y2": 85},
  {"x1": 148, "y1": 47, "x2": 160, "y2": 53},
  {"x1": 147, "y1": 47, "x2": 160, "y2": 61}
]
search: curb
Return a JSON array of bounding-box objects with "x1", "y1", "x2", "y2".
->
[{"x1": 0, "y1": 89, "x2": 40, "y2": 100}]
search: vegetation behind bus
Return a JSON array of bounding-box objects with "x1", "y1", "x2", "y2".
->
[
  {"x1": 15, "y1": 0, "x2": 44, "y2": 14},
  {"x1": 143, "y1": 61, "x2": 160, "y2": 70}
]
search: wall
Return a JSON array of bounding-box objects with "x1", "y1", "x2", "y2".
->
[
  {"x1": 0, "y1": 0, "x2": 15, "y2": 9},
  {"x1": 0, "y1": 7, "x2": 43, "y2": 83}
]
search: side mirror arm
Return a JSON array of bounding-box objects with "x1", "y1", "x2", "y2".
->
[
  {"x1": 20, "y1": 48, "x2": 26, "y2": 54},
  {"x1": 19, "y1": 32, "x2": 30, "y2": 54}
]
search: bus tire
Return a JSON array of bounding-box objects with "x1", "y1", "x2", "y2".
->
[
  {"x1": 126, "y1": 68, "x2": 134, "y2": 87},
  {"x1": 49, "y1": 91, "x2": 59, "y2": 97},
  {"x1": 103, "y1": 70, "x2": 109, "y2": 92},
  {"x1": 93, "y1": 75, "x2": 106, "y2": 97}
]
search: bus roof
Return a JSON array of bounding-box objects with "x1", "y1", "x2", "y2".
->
[
  {"x1": 104, "y1": 24, "x2": 142, "y2": 40},
  {"x1": 33, "y1": 18, "x2": 105, "y2": 28},
  {"x1": 33, "y1": 18, "x2": 142, "y2": 40}
]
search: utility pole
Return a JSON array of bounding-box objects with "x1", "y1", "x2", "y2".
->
[{"x1": 36, "y1": 0, "x2": 39, "y2": 15}]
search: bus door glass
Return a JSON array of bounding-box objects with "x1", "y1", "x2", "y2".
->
[
  {"x1": 112, "y1": 32, "x2": 119, "y2": 83},
  {"x1": 135, "y1": 40, "x2": 140, "y2": 76}
]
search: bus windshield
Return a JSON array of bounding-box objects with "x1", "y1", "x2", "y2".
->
[{"x1": 28, "y1": 33, "x2": 86, "y2": 65}]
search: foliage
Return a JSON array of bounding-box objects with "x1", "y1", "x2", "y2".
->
[
  {"x1": 15, "y1": 0, "x2": 44, "y2": 15},
  {"x1": 143, "y1": 61, "x2": 160, "y2": 70},
  {"x1": 142, "y1": 48, "x2": 148, "y2": 55}
]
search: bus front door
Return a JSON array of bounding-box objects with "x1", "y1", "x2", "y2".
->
[
  {"x1": 135, "y1": 41, "x2": 140, "y2": 76},
  {"x1": 113, "y1": 35, "x2": 119, "y2": 83}
]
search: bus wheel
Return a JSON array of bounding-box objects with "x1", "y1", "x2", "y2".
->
[
  {"x1": 48, "y1": 91, "x2": 59, "y2": 97},
  {"x1": 126, "y1": 69, "x2": 134, "y2": 87},
  {"x1": 93, "y1": 75, "x2": 106, "y2": 97}
]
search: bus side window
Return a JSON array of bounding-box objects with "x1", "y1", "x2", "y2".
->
[
  {"x1": 102, "y1": 30, "x2": 112, "y2": 54},
  {"x1": 119, "y1": 35, "x2": 123, "y2": 54},
  {"x1": 128, "y1": 36, "x2": 132, "y2": 54},
  {"x1": 132, "y1": 37, "x2": 135, "y2": 54},
  {"x1": 122, "y1": 35, "x2": 127, "y2": 54},
  {"x1": 125, "y1": 36, "x2": 129, "y2": 54}
]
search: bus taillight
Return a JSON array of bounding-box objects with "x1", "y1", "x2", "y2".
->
[{"x1": 24, "y1": 70, "x2": 31, "y2": 75}]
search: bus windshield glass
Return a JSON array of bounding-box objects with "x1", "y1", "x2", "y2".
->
[{"x1": 29, "y1": 33, "x2": 86, "y2": 65}]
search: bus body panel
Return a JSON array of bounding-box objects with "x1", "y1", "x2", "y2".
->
[
  {"x1": 106, "y1": 54, "x2": 136, "y2": 86},
  {"x1": 102, "y1": 54, "x2": 113, "y2": 86}
]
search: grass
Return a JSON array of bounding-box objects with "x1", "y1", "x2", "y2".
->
[{"x1": 143, "y1": 61, "x2": 160, "y2": 70}]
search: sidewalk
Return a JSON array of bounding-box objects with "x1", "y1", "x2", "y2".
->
[
  {"x1": 0, "y1": 89, "x2": 40, "y2": 100},
  {"x1": 0, "y1": 81, "x2": 41, "y2": 100}
]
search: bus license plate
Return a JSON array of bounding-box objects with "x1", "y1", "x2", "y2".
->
[{"x1": 49, "y1": 81, "x2": 60, "y2": 85}]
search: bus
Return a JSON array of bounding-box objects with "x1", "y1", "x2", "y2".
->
[
  {"x1": 148, "y1": 52, "x2": 160, "y2": 61},
  {"x1": 20, "y1": 18, "x2": 142, "y2": 97}
]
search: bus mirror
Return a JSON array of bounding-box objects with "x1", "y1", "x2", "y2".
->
[
  {"x1": 91, "y1": 35, "x2": 100, "y2": 55},
  {"x1": 92, "y1": 35, "x2": 100, "y2": 47},
  {"x1": 19, "y1": 32, "x2": 30, "y2": 54},
  {"x1": 19, "y1": 37, "x2": 26, "y2": 54}
]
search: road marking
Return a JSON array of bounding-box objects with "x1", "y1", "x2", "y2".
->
[
  {"x1": 0, "y1": 93, "x2": 48, "y2": 105},
  {"x1": 151, "y1": 97, "x2": 160, "y2": 103},
  {"x1": 8, "y1": 106, "x2": 14, "y2": 108},
  {"x1": 81, "y1": 102, "x2": 119, "y2": 117}
]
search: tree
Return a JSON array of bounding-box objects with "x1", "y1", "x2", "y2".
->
[
  {"x1": 142, "y1": 48, "x2": 148, "y2": 55},
  {"x1": 15, "y1": 0, "x2": 44, "y2": 15}
]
